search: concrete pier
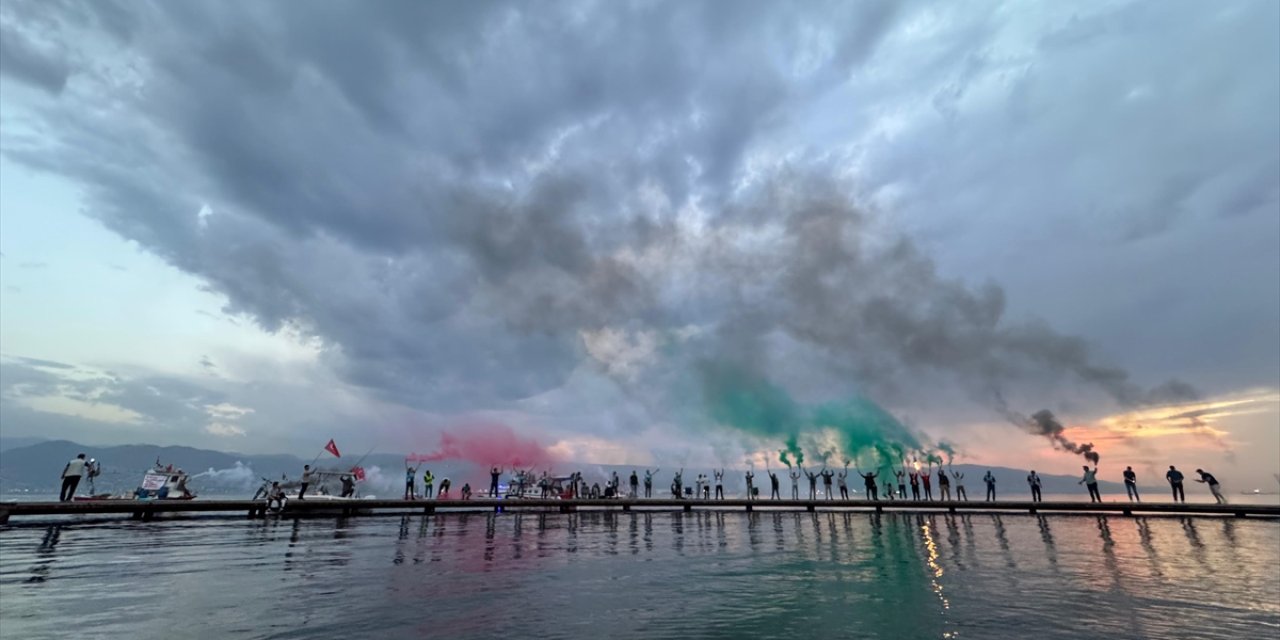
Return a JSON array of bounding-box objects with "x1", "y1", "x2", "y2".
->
[{"x1": 1, "y1": 498, "x2": 1276, "y2": 524}]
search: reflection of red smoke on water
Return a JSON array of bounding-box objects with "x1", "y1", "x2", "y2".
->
[{"x1": 406, "y1": 423, "x2": 558, "y2": 468}]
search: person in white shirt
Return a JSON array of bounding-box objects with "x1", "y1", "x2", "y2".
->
[
  {"x1": 60, "y1": 453, "x2": 88, "y2": 502},
  {"x1": 1079, "y1": 466, "x2": 1101, "y2": 503}
]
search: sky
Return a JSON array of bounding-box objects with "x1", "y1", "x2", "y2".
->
[{"x1": 0, "y1": 0, "x2": 1277, "y2": 488}]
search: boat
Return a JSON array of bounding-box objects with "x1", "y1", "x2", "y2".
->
[{"x1": 74, "y1": 463, "x2": 197, "y2": 502}]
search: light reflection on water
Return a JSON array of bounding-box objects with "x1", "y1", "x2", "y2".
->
[{"x1": 0, "y1": 511, "x2": 1277, "y2": 639}]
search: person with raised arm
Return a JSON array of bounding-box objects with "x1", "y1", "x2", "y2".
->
[
  {"x1": 1194, "y1": 468, "x2": 1227, "y2": 504},
  {"x1": 1079, "y1": 465, "x2": 1101, "y2": 503},
  {"x1": 837, "y1": 464, "x2": 849, "y2": 500},
  {"x1": 858, "y1": 468, "x2": 879, "y2": 501},
  {"x1": 804, "y1": 466, "x2": 819, "y2": 500},
  {"x1": 789, "y1": 467, "x2": 801, "y2": 499},
  {"x1": 644, "y1": 469, "x2": 657, "y2": 498},
  {"x1": 921, "y1": 465, "x2": 934, "y2": 500},
  {"x1": 404, "y1": 462, "x2": 419, "y2": 500},
  {"x1": 820, "y1": 466, "x2": 835, "y2": 500},
  {"x1": 909, "y1": 466, "x2": 921, "y2": 501},
  {"x1": 745, "y1": 469, "x2": 756, "y2": 501},
  {"x1": 489, "y1": 466, "x2": 503, "y2": 498},
  {"x1": 768, "y1": 465, "x2": 781, "y2": 499},
  {"x1": 671, "y1": 468, "x2": 684, "y2": 499},
  {"x1": 951, "y1": 469, "x2": 967, "y2": 501},
  {"x1": 895, "y1": 467, "x2": 907, "y2": 500},
  {"x1": 714, "y1": 468, "x2": 725, "y2": 500}
]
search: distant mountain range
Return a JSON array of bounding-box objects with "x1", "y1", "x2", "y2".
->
[{"x1": 0, "y1": 438, "x2": 1140, "y2": 499}]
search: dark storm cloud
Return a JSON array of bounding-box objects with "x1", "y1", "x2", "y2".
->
[{"x1": 0, "y1": 0, "x2": 1275, "y2": 428}]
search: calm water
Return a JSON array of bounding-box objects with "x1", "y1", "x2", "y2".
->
[{"x1": 1, "y1": 511, "x2": 1277, "y2": 639}]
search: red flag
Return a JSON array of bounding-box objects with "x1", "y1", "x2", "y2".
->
[
  {"x1": 324, "y1": 439, "x2": 341, "y2": 458},
  {"x1": 351, "y1": 466, "x2": 366, "y2": 481}
]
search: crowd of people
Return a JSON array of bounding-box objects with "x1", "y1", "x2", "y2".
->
[{"x1": 383, "y1": 460, "x2": 1232, "y2": 504}]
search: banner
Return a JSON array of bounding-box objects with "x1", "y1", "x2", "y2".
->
[
  {"x1": 351, "y1": 466, "x2": 366, "y2": 481},
  {"x1": 324, "y1": 439, "x2": 341, "y2": 458}
]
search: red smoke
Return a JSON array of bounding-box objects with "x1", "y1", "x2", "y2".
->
[{"x1": 407, "y1": 423, "x2": 558, "y2": 468}]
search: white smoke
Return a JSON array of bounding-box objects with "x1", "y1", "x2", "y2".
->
[
  {"x1": 192, "y1": 462, "x2": 258, "y2": 490},
  {"x1": 360, "y1": 465, "x2": 399, "y2": 495}
]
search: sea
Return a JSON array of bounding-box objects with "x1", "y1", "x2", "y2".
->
[{"x1": 1, "y1": 497, "x2": 1277, "y2": 639}]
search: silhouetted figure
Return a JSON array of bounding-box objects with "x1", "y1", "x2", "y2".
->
[
  {"x1": 1123, "y1": 467, "x2": 1140, "y2": 502},
  {"x1": 671, "y1": 469, "x2": 684, "y2": 499},
  {"x1": 645, "y1": 469, "x2": 657, "y2": 498},
  {"x1": 769, "y1": 469, "x2": 781, "y2": 499},
  {"x1": 703, "y1": 475, "x2": 711, "y2": 499},
  {"x1": 1027, "y1": 470, "x2": 1043, "y2": 503},
  {"x1": 461, "y1": 483, "x2": 472, "y2": 499},
  {"x1": 804, "y1": 466, "x2": 819, "y2": 500},
  {"x1": 340, "y1": 475, "x2": 355, "y2": 498},
  {"x1": 438, "y1": 478, "x2": 451, "y2": 498},
  {"x1": 820, "y1": 467, "x2": 834, "y2": 500},
  {"x1": 938, "y1": 469, "x2": 951, "y2": 501},
  {"x1": 895, "y1": 469, "x2": 907, "y2": 500},
  {"x1": 859, "y1": 470, "x2": 879, "y2": 501},
  {"x1": 59, "y1": 454, "x2": 87, "y2": 502},
  {"x1": 745, "y1": 470, "x2": 755, "y2": 501},
  {"x1": 1195, "y1": 469, "x2": 1226, "y2": 504},
  {"x1": 489, "y1": 467, "x2": 503, "y2": 497},
  {"x1": 951, "y1": 470, "x2": 967, "y2": 501},
  {"x1": 1080, "y1": 466, "x2": 1101, "y2": 503},
  {"x1": 909, "y1": 470, "x2": 921, "y2": 500},
  {"x1": 630, "y1": 470, "x2": 639, "y2": 498},
  {"x1": 1166, "y1": 466, "x2": 1185, "y2": 503},
  {"x1": 714, "y1": 469, "x2": 725, "y2": 500},
  {"x1": 789, "y1": 468, "x2": 801, "y2": 499},
  {"x1": 922, "y1": 469, "x2": 933, "y2": 500},
  {"x1": 298, "y1": 465, "x2": 313, "y2": 500},
  {"x1": 983, "y1": 470, "x2": 996, "y2": 501},
  {"x1": 837, "y1": 466, "x2": 849, "y2": 500}
]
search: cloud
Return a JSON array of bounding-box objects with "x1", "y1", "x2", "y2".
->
[{"x1": 0, "y1": 1, "x2": 1275, "y2": 473}]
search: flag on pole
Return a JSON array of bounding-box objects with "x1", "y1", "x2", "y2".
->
[
  {"x1": 351, "y1": 466, "x2": 366, "y2": 481},
  {"x1": 324, "y1": 439, "x2": 341, "y2": 458}
]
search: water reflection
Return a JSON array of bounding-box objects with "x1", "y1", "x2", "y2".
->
[
  {"x1": 990, "y1": 514, "x2": 1017, "y2": 569},
  {"x1": 918, "y1": 516, "x2": 953, "y2": 638},
  {"x1": 25, "y1": 526, "x2": 61, "y2": 584}
]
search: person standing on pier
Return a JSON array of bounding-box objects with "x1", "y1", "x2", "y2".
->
[
  {"x1": 859, "y1": 469, "x2": 879, "y2": 501},
  {"x1": 59, "y1": 453, "x2": 88, "y2": 502},
  {"x1": 340, "y1": 474, "x2": 356, "y2": 498},
  {"x1": 745, "y1": 469, "x2": 756, "y2": 501},
  {"x1": 896, "y1": 468, "x2": 907, "y2": 500},
  {"x1": 630, "y1": 470, "x2": 639, "y2": 498},
  {"x1": 694, "y1": 474, "x2": 705, "y2": 500},
  {"x1": 938, "y1": 468, "x2": 951, "y2": 501},
  {"x1": 672, "y1": 469, "x2": 684, "y2": 499},
  {"x1": 423, "y1": 469, "x2": 435, "y2": 498},
  {"x1": 1194, "y1": 469, "x2": 1227, "y2": 504},
  {"x1": 921, "y1": 468, "x2": 934, "y2": 500},
  {"x1": 489, "y1": 467, "x2": 503, "y2": 498},
  {"x1": 821, "y1": 467, "x2": 835, "y2": 500},
  {"x1": 703, "y1": 476, "x2": 711, "y2": 499},
  {"x1": 644, "y1": 469, "x2": 657, "y2": 498},
  {"x1": 804, "y1": 466, "x2": 819, "y2": 499},
  {"x1": 951, "y1": 470, "x2": 967, "y2": 501},
  {"x1": 298, "y1": 465, "x2": 313, "y2": 500},
  {"x1": 1123, "y1": 467, "x2": 1140, "y2": 502},
  {"x1": 1166, "y1": 466, "x2": 1186, "y2": 502},
  {"x1": 909, "y1": 468, "x2": 921, "y2": 500},
  {"x1": 714, "y1": 469, "x2": 725, "y2": 500},
  {"x1": 769, "y1": 467, "x2": 781, "y2": 499},
  {"x1": 789, "y1": 467, "x2": 801, "y2": 499},
  {"x1": 837, "y1": 466, "x2": 849, "y2": 500},
  {"x1": 1079, "y1": 466, "x2": 1102, "y2": 503},
  {"x1": 983, "y1": 470, "x2": 997, "y2": 501},
  {"x1": 404, "y1": 463, "x2": 419, "y2": 500},
  {"x1": 1027, "y1": 470, "x2": 1043, "y2": 502}
]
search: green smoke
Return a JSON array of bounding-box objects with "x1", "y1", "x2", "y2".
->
[{"x1": 701, "y1": 361, "x2": 920, "y2": 474}]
